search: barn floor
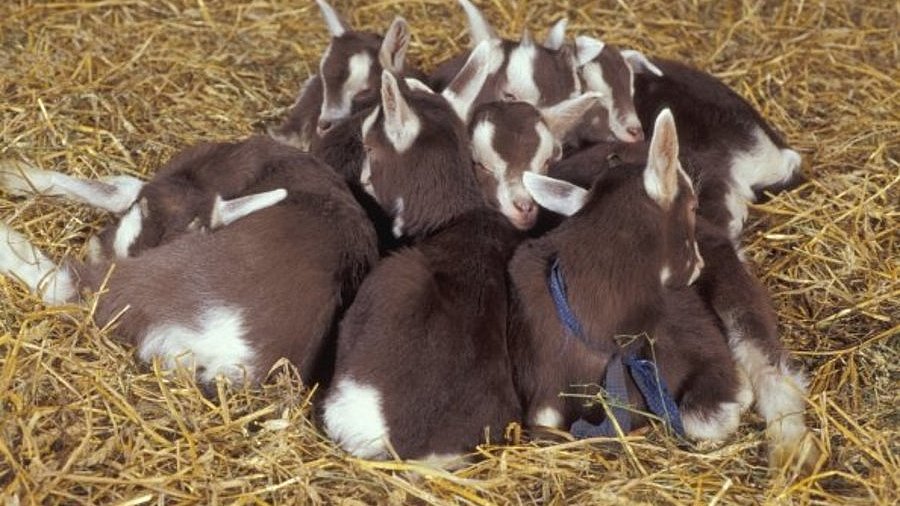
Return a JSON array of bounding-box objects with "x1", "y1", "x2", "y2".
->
[{"x1": 0, "y1": 1, "x2": 896, "y2": 504}]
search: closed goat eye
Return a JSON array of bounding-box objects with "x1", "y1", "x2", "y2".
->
[{"x1": 502, "y1": 91, "x2": 517, "y2": 101}]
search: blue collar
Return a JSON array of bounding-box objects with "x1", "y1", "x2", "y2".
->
[{"x1": 546, "y1": 256, "x2": 685, "y2": 439}]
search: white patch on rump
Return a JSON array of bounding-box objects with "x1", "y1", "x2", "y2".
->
[
  {"x1": 323, "y1": 377, "x2": 390, "y2": 459},
  {"x1": 138, "y1": 305, "x2": 256, "y2": 385},
  {"x1": 113, "y1": 204, "x2": 144, "y2": 258},
  {"x1": 533, "y1": 406, "x2": 563, "y2": 428},
  {"x1": 682, "y1": 401, "x2": 741, "y2": 442}
]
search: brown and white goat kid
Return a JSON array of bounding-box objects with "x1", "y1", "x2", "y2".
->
[
  {"x1": 270, "y1": 0, "x2": 418, "y2": 149},
  {"x1": 630, "y1": 56, "x2": 805, "y2": 241},
  {"x1": 428, "y1": 0, "x2": 580, "y2": 108},
  {"x1": 468, "y1": 93, "x2": 602, "y2": 230},
  {"x1": 571, "y1": 36, "x2": 661, "y2": 145},
  {"x1": 508, "y1": 109, "x2": 748, "y2": 443},
  {"x1": 322, "y1": 44, "x2": 522, "y2": 465},
  {"x1": 540, "y1": 135, "x2": 819, "y2": 470},
  {"x1": 0, "y1": 137, "x2": 377, "y2": 388}
]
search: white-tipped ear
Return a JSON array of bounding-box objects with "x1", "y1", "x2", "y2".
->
[
  {"x1": 379, "y1": 17, "x2": 410, "y2": 73},
  {"x1": 544, "y1": 18, "x2": 568, "y2": 50},
  {"x1": 540, "y1": 92, "x2": 604, "y2": 140},
  {"x1": 316, "y1": 0, "x2": 349, "y2": 38},
  {"x1": 380, "y1": 71, "x2": 422, "y2": 153},
  {"x1": 621, "y1": 49, "x2": 663, "y2": 76},
  {"x1": 0, "y1": 159, "x2": 144, "y2": 213},
  {"x1": 458, "y1": 0, "x2": 498, "y2": 46},
  {"x1": 210, "y1": 188, "x2": 287, "y2": 229},
  {"x1": 405, "y1": 78, "x2": 434, "y2": 94},
  {"x1": 574, "y1": 36, "x2": 605, "y2": 67},
  {"x1": 522, "y1": 172, "x2": 588, "y2": 217},
  {"x1": 441, "y1": 40, "x2": 497, "y2": 123},
  {"x1": 644, "y1": 108, "x2": 680, "y2": 208}
]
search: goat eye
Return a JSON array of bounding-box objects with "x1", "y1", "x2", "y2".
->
[{"x1": 502, "y1": 91, "x2": 517, "y2": 102}]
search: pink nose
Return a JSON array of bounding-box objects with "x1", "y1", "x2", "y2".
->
[
  {"x1": 626, "y1": 126, "x2": 644, "y2": 142},
  {"x1": 514, "y1": 200, "x2": 535, "y2": 215}
]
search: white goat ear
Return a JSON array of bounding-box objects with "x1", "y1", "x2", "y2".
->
[
  {"x1": 316, "y1": 0, "x2": 349, "y2": 38},
  {"x1": 541, "y1": 92, "x2": 604, "y2": 140},
  {"x1": 210, "y1": 188, "x2": 288, "y2": 229},
  {"x1": 544, "y1": 18, "x2": 568, "y2": 50},
  {"x1": 522, "y1": 172, "x2": 588, "y2": 217},
  {"x1": 458, "y1": 0, "x2": 498, "y2": 46},
  {"x1": 441, "y1": 40, "x2": 497, "y2": 123},
  {"x1": 405, "y1": 78, "x2": 434, "y2": 94},
  {"x1": 380, "y1": 71, "x2": 421, "y2": 153},
  {"x1": 0, "y1": 159, "x2": 144, "y2": 213},
  {"x1": 644, "y1": 108, "x2": 680, "y2": 208},
  {"x1": 379, "y1": 17, "x2": 410, "y2": 73},
  {"x1": 574, "y1": 35, "x2": 605, "y2": 67},
  {"x1": 621, "y1": 49, "x2": 663, "y2": 76}
]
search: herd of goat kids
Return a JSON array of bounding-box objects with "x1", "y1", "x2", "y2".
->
[{"x1": 0, "y1": 0, "x2": 823, "y2": 475}]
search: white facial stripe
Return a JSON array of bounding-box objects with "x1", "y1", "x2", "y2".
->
[
  {"x1": 531, "y1": 122, "x2": 556, "y2": 173},
  {"x1": 471, "y1": 121, "x2": 507, "y2": 177},
  {"x1": 113, "y1": 204, "x2": 143, "y2": 258},
  {"x1": 321, "y1": 51, "x2": 373, "y2": 123},
  {"x1": 581, "y1": 62, "x2": 613, "y2": 110},
  {"x1": 505, "y1": 44, "x2": 540, "y2": 104}
]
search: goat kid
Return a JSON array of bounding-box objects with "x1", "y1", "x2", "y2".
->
[
  {"x1": 542, "y1": 136, "x2": 820, "y2": 471},
  {"x1": 0, "y1": 137, "x2": 377, "y2": 388},
  {"x1": 322, "y1": 44, "x2": 522, "y2": 466},
  {"x1": 270, "y1": 0, "x2": 420, "y2": 149},
  {"x1": 428, "y1": 0, "x2": 580, "y2": 109},
  {"x1": 468, "y1": 93, "x2": 602, "y2": 230},
  {"x1": 631, "y1": 57, "x2": 805, "y2": 241},
  {"x1": 509, "y1": 109, "x2": 745, "y2": 444}
]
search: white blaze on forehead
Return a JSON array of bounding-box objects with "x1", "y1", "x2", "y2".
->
[
  {"x1": 580, "y1": 62, "x2": 614, "y2": 111},
  {"x1": 113, "y1": 203, "x2": 144, "y2": 258},
  {"x1": 471, "y1": 121, "x2": 506, "y2": 175},
  {"x1": 323, "y1": 377, "x2": 390, "y2": 459},
  {"x1": 530, "y1": 121, "x2": 556, "y2": 174},
  {"x1": 505, "y1": 44, "x2": 540, "y2": 104},
  {"x1": 321, "y1": 51, "x2": 373, "y2": 122},
  {"x1": 139, "y1": 305, "x2": 255, "y2": 386}
]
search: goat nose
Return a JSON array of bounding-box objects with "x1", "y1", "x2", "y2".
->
[
  {"x1": 514, "y1": 200, "x2": 535, "y2": 214},
  {"x1": 626, "y1": 126, "x2": 644, "y2": 142},
  {"x1": 317, "y1": 119, "x2": 334, "y2": 134}
]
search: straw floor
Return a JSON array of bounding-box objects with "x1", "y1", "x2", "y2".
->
[{"x1": 0, "y1": 0, "x2": 897, "y2": 504}]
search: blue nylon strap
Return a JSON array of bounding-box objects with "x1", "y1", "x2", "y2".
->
[
  {"x1": 548, "y1": 257, "x2": 584, "y2": 338},
  {"x1": 570, "y1": 353, "x2": 631, "y2": 438},
  {"x1": 624, "y1": 357, "x2": 685, "y2": 438}
]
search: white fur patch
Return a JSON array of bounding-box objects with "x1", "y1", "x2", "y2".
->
[
  {"x1": 0, "y1": 223, "x2": 76, "y2": 305},
  {"x1": 320, "y1": 51, "x2": 373, "y2": 124},
  {"x1": 735, "y1": 365, "x2": 755, "y2": 413},
  {"x1": 531, "y1": 122, "x2": 555, "y2": 173},
  {"x1": 533, "y1": 406, "x2": 563, "y2": 428},
  {"x1": 392, "y1": 197, "x2": 405, "y2": 237},
  {"x1": 323, "y1": 377, "x2": 390, "y2": 459},
  {"x1": 682, "y1": 401, "x2": 742, "y2": 442},
  {"x1": 688, "y1": 242, "x2": 704, "y2": 285},
  {"x1": 727, "y1": 327, "x2": 811, "y2": 454},
  {"x1": 505, "y1": 44, "x2": 540, "y2": 104},
  {"x1": 113, "y1": 204, "x2": 143, "y2": 258},
  {"x1": 659, "y1": 265, "x2": 672, "y2": 285},
  {"x1": 138, "y1": 305, "x2": 255, "y2": 385}
]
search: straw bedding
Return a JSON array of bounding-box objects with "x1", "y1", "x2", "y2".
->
[{"x1": 0, "y1": 0, "x2": 896, "y2": 504}]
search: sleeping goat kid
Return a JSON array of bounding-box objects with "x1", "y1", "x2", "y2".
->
[
  {"x1": 270, "y1": 0, "x2": 421, "y2": 149},
  {"x1": 322, "y1": 44, "x2": 523, "y2": 465},
  {"x1": 0, "y1": 138, "x2": 377, "y2": 388},
  {"x1": 509, "y1": 109, "x2": 745, "y2": 443}
]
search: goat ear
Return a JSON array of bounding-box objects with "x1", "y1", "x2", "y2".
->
[
  {"x1": 315, "y1": 0, "x2": 349, "y2": 38},
  {"x1": 644, "y1": 108, "x2": 680, "y2": 208},
  {"x1": 379, "y1": 17, "x2": 410, "y2": 73},
  {"x1": 541, "y1": 92, "x2": 604, "y2": 140},
  {"x1": 544, "y1": 18, "x2": 568, "y2": 50},
  {"x1": 522, "y1": 172, "x2": 588, "y2": 217},
  {"x1": 458, "y1": 0, "x2": 498, "y2": 46},
  {"x1": 621, "y1": 49, "x2": 663, "y2": 76},
  {"x1": 441, "y1": 40, "x2": 497, "y2": 123},
  {"x1": 380, "y1": 71, "x2": 421, "y2": 152},
  {"x1": 574, "y1": 36, "x2": 605, "y2": 67},
  {"x1": 404, "y1": 78, "x2": 434, "y2": 94},
  {"x1": 210, "y1": 188, "x2": 288, "y2": 229},
  {"x1": 0, "y1": 160, "x2": 144, "y2": 213},
  {"x1": 521, "y1": 28, "x2": 534, "y2": 47}
]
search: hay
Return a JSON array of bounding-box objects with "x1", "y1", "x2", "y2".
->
[{"x1": 0, "y1": 0, "x2": 896, "y2": 503}]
